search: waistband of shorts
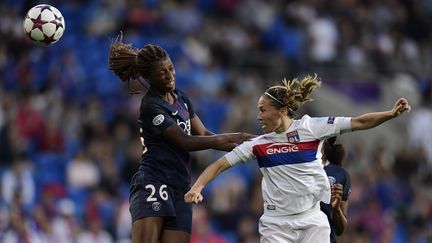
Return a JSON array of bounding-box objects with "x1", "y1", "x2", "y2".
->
[
  {"x1": 131, "y1": 171, "x2": 191, "y2": 191},
  {"x1": 263, "y1": 201, "x2": 321, "y2": 219}
]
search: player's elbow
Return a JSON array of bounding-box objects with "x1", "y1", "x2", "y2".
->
[{"x1": 350, "y1": 118, "x2": 369, "y2": 131}]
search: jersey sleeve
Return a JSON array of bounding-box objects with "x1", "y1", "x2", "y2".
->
[
  {"x1": 224, "y1": 140, "x2": 256, "y2": 166},
  {"x1": 306, "y1": 116, "x2": 352, "y2": 139},
  {"x1": 342, "y1": 171, "x2": 351, "y2": 201},
  {"x1": 141, "y1": 102, "x2": 176, "y2": 136},
  {"x1": 180, "y1": 90, "x2": 196, "y2": 119}
]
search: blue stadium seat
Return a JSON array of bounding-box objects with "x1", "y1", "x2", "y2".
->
[{"x1": 34, "y1": 152, "x2": 67, "y2": 186}]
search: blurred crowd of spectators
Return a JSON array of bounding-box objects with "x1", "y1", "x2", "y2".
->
[{"x1": 0, "y1": 0, "x2": 431, "y2": 242}]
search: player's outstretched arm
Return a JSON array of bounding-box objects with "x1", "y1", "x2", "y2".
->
[
  {"x1": 351, "y1": 98, "x2": 411, "y2": 131},
  {"x1": 163, "y1": 124, "x2": 255, "y2": 152},
  {"x1": 190, "y1": 116, "x2": 248, "y2": 151},
  {"x1": 184, "y1": 157, "x2": 232, "y2": 204}
]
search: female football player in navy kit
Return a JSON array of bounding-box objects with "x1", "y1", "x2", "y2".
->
[
  {"x1": 185, "y1": 74, "x2": 411, "y2": 243},
  {"x1": 320, "y1": 136, "x2": 350, "y2": 243},
  {"x1": 108, "y1": 34, "x2": 255, "y2": 243}
]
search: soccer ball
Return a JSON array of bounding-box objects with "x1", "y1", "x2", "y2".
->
[{"x1": 23, "y1": 4, "x2": 65, "y2": 46}]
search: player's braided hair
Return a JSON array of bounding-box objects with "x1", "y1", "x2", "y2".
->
[
  {"x1": 108, "y1": 33, "x2": 169, "y2": 94},
  {"x1": 264, "y1": 74, "x2": 321, "y2": 116}
]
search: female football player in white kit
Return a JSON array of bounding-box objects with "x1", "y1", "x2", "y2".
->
[{"x1": 184, "y1": 74, "x2": 411, "y2": 243}]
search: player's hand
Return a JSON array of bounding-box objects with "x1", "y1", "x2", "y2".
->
[
  {"x1": 229, "y1": 132, "x2": 256, "y2": 144},
  {"x1": 330, "y1": 184, "x2": 343, "y2": 209},
  {"x1": 184, "y1": 190, "x2": 203, "y2": 204},
  {"x1": 391, "y1": 98, "x2": 411, "y2": 117}
]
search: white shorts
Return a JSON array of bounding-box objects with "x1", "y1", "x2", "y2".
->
[{"x1": 259, "y1": 202, "x2": 330, "y2": 243}]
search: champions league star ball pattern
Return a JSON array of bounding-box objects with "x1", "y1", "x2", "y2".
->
[{"x1": 23, "y1": 4, "x2": 65, "y2": 45}]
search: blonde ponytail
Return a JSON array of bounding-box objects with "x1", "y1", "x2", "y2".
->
[{"x1": 264, "y1": 74, "x2": 321, "y2": 115}]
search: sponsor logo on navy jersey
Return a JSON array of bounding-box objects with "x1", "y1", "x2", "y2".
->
[
  {"x1": 327, "y1": 117, "x2": 335, "y2": 124},
  {"x1": 286, "y1": 131, "x2": 300, "y2": 142},
  {"x1": 177, "y1": 119, "x2": 191, "y2": 135}
]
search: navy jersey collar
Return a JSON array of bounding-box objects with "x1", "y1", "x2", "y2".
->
[{"x1": 147, "y1": 90, "x2": 188, "y2": 120}]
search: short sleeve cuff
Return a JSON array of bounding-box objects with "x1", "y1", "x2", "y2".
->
[
  {"x1": 340, "y1": 117, "x2": 352, "y2": 134},
  {"x1": 224, "y1": 150, "x2": 243, "y2": 166}
]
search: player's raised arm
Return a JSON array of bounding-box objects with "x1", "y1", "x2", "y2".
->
[
  {"x1": 162, "y1": 124, "x2": 254, "y2": 152},
  {"x1": 350, "y1": 98, "x2": 411, "y2": 131},
  {"x1": 189, "y1": 116, "x2": 247, "y2": 151},
  {"x1": 184, "y1": 157, "x2": 232, "y2": 204}
]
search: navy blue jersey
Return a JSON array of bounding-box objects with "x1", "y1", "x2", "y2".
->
[
  {"x1": 320, "y1": 163, "x2": 351, "y2": 243},
  {"x1": 138, "y1": 89, "x2": 196, "y2": 189}
]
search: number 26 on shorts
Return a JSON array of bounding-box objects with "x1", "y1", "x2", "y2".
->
[{"x1": 145, "y1": 184, "x2": 169, "y2": 202}]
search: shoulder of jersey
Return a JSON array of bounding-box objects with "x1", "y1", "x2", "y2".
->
[
  {"x1": 175, "y1": 89, "x2": 186, "y2": 96},
  {"x1": 298, "y1": 114, "x2": 312, "y2": 122},
  {"x1": 143, "y1": 94, "x2": 164, "y2": 106}
]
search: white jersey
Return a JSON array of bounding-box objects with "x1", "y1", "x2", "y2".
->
[{"x1": 225, "y1": 115, "x2": 352, "y2": 216}]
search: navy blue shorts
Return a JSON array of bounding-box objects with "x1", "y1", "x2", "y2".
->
[{"x1": 129, "y1": 172, "x2": 192, "y2": 234}]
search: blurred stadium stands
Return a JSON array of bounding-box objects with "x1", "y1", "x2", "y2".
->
[{"x1": 0, "y1": 0, "x2": 431, "y2": 242}]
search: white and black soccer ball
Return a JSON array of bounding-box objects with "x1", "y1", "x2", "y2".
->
[{"x1": 23, "y1": 4, "x2": 65, "y2": 46}]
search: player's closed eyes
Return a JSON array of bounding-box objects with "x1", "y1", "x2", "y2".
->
[{"x1": 160, "y1": 67, "x2": 174, "y2": 74}]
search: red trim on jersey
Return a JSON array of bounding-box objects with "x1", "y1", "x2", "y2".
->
[{"x1": 252, "y1": 140, "x2": 320, "y2": 157}]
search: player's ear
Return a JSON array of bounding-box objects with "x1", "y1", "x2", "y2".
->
[{"x1": 279, "y1": 107, "x2": 288, "y2": 116}]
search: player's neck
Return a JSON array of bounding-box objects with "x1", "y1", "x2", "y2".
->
[
  {"x1": 156, "y1": 92, "x2": 175, "y2": 104},
  {"x1": 273, "y1": 117, "x2": 293, "y2": 133}
]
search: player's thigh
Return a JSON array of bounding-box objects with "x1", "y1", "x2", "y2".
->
[
  {"x1": 163, "y1": 188, "x2": 193, "y2": 233},
  {"x1": 159, "y1": 187, "x2": 192, "y2": 243},
  {"x1": 132, "y1": 217, "x2": 163, "y2": 243},
  {"x1": 299, "y1": 210, "x2": 330, "y2": 242},
  {"x1": 259, "y1": 214, "x2": 298, "y2": 243},
  {"x1": 160, "y1": 229, "x2": 190, "y2": 243}
]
